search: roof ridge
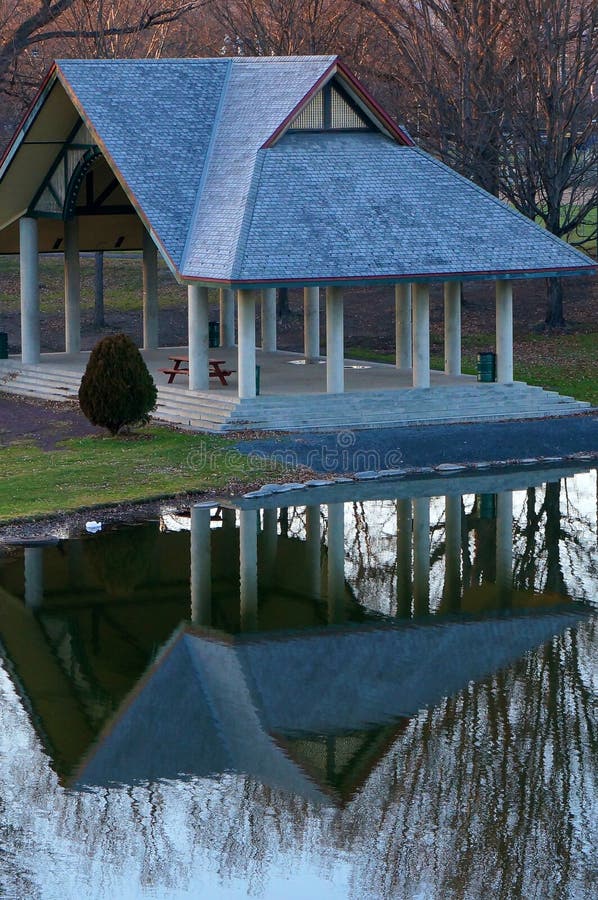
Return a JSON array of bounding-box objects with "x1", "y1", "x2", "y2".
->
[
  {"x1": 230, "y1": 150, "x2": 268, "y2": 280},
  {"x1": 180, "y1": 59, "x2": 234, "y2": 274},
  {"x1": 412, "y1": 147, "x2": 594, "y2": 265}
]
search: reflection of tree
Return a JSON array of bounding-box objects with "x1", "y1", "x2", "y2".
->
[
  {"x1": 354, "y1": 616, "x2": 596, "y2": 899},
  {"x1": 84, "y1": 526, "x2": 158, "y2": 598}
]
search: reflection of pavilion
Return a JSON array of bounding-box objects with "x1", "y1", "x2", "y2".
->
[
  {"x1": 72, "y1": 609, "x2": 587, "y2": 804},
  {"x1": 0, "y1": 467, "x2": 591, "y2": 802}
]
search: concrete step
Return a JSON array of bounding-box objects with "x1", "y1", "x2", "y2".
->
[{"x1": 0, "y1": 359, "x2": 591, "y2": 434}]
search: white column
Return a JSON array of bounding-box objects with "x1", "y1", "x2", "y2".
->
[
  {"x1": 261, "y1": 288, "x2": 277, "y2": 352},
  {"x1": 444, "y1": 494, "x2": 461, "y2": 608},
  {"x1": 326, "y1": 286, "x2": 344, "y2": 394},
  {"x1": 219, "y1": 288, "x2": 235, "y2": 347},
  {"x1": 304, "y1": 286, "x2": 320, "y2": 362},
  {"x1": 64, "y1": 217, "x2": 80, "y2": 354},
  {"x1": 24, "y1": 546, "x2": 44, "y2": 608},
  {"x1": 496, "y1": 281, "x2": 514, "y2": 383},
  {"x1": 327, "y1": 502, "x2": 345, "y2": 623},
  {"x1": 412, "y1": 283, "x2": 430, "y2": 388},
  {"x1": 395, "y1": 283, "x2": 412, "y2": 369},
  {"x1": 237, "y1": 289, "x2": 257, "y2": 398},
  {"x1": 444, "y1": 281, "x2": 461, "y2": 376},
  {"x1": 260, "y1": 507, "x2": 278, "y2": 587},
  {"x1": 412, "y1": 497, "x2": 430, "y2": 615},
  {"x1": 188, "y1": 284, "x2": 209, "y2": 391},
  {"x1": 305, "y1": 504, "x2": 321, "y2": 598},
  {"x1": 396, "y1": 497, "x2": 412, "y2": 617},
  {"x1": 240, "y1": 508, "x2": 258, "y2": 631},
  {"x1": 496, "y1": 491, "x2": 513, "y2": 601},
  {"x1": 190, "y1": 505, "x2": 211, "y2": 626},
  {"x1": 142, "y1": 228, "x2": 159, "y2": 350},
  {"x1": 20, "y1": 217, "x2": 40, "y2": 364}
]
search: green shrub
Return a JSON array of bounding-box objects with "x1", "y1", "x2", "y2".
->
[{"x1": 79, "y1": 333, "x2": 157, "y2": 435}]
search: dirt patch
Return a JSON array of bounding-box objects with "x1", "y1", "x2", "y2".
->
[{"x1": 0, "y1": 394, "x2": 102, "y2": 449}]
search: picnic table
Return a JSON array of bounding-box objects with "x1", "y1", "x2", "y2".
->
[{"x1": 159, "y1": 355, "x2": 234, "y2": 386}]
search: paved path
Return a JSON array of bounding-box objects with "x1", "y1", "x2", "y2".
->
[{"x1": 236, "y1": 413, "x2": 598, "y2": 474}]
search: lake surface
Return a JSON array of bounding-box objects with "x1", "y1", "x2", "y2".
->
[{"x1": 0, "y1": 466, "x2": 596, "y2": 899}]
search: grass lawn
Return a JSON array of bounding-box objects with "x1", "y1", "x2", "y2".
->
[
  {"x1": 0, "y1": 427, "x2": 285, "y2": 522},
  {"x1": 0, "y1": 253, "x2": 198, "y2": 313},
  {"x1": 347, "y1": 332, "x2": 598, "y2": 407}
]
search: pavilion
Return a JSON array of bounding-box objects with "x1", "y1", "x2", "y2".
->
[{"x1": 0, "y1": 56, "x2": 594, "y2": 430}]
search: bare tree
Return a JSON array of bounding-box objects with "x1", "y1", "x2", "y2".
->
[
  {"x1": 351, "y1": 1, "x2": 518, "y2": 196},
  {"x1": 352, "y1": 0, "x2": 598, "y2": 327},
  {"x1": 207, "y1": 0, "x2": 367, "y2": 61},
  {"x1": 0, "y1": 1, "x2": 203, "y2": 140},
  {"x1": 501, "y1": 0, "x2": 598, "y2": 326}
]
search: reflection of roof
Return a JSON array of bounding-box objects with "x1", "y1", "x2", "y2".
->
[
  {"x1": 0, "y1": 57, "x2": 594, "y2": 284},
  {"x1": 73, "y1": 607, "x2": 589, "y2": 802}
]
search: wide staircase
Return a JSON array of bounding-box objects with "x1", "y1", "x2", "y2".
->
[
  {"x1": 0, "y1": 359, "x2": 591, "y2": 433},
  {"x1": 155, "y1": 383, "x2": 591, "y2": 432}
]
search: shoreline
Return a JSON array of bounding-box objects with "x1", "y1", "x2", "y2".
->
[{"x1": 1, "y1": 446, "x2": 595, "y2": 545}]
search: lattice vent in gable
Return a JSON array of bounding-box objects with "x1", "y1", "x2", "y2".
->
[{"x1": 290, "y1": 83, "x2": 371, "y2": 132}]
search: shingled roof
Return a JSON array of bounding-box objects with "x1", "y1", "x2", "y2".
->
[{"x1": 1, "y1": 56, "x2": 595, "y2": 286}]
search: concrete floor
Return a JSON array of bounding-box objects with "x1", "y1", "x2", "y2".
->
[{"x1": 28, "y1": 346, "x2": 480, "y2": 396}]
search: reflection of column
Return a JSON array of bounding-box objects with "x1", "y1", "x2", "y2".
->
[
  {"x1": 305, "y1": 505, "x2": 321, "y2": 598},
  {"x1": 67, "y1": 540, "x2": 84, "y2": 588},
  {"x1": 327, "y1": 503, "x2": 345, "y2": 623},
  {"x1": 24, "y1": 546, "x2": 44, "y2": 608},
  {"x1": 240, "y1": 509, "x2": 258, "y2": 631},
  {"x1": 396, "y1": 498, "x2": 412, "y2": 617},
  {"x1": 443, "y1": 494, "x2": 461, "y2": 610},
  {"x1": 496, "y1": 491, "x2": 513, "y2": 603},
  {"x1": 412, "y1": 497, "x2": 430, "y2": 615},
  {"x1": 260, "y1": 507, "x2": 278, "y2": 587},
  {"x1": 190, "y1": 505, "x2": 211, "y2": 626}
]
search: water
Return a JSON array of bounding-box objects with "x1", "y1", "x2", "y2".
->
[{"x1": 0, "y1": 466, "x2": 596, "y2": 899}]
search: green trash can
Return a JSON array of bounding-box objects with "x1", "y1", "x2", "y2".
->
[
  {"x1": 208, "y1": 321, "x2": 220, "y2": 348},
  {"x1": 477, "y1": 351, "x2": 496, "y2": 382},
  {"x1": 0, "y1": 332, "x2": 8, "y2": 360},
  {"x1": 255, "y1": 365, "x2": 261, "y2": 396},
  {"x1": 476, "y1": 493, "x2": 496, "y2": 520}
]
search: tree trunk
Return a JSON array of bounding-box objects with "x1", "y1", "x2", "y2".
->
[
  {"x1": 544, "y1": 480, "x2": 566, "y2": 596},
  {"x1": 94, "y1": 251, "x2": 105, "y2": 328},
  {"x1": 545, "y1": 277, "x2": 565, "y2": 328},
  {"x1": 277, "y1": 287, "x2": 290, "y2": 320}
]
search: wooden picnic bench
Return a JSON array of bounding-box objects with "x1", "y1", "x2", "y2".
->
[{"x1": 159, "y1": 355, "x2": 234, "y2": 386}]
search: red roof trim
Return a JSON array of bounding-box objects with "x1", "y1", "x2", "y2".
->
[
  {"x1": 0, "y1": 63, "x2": 58, "y2": 171},
  {"x1": 262, "y1": 59, "x2": 338, "y2": 149},
  {"x1": 335, "y1": 60, "x2": 415, "y2": 146}
]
